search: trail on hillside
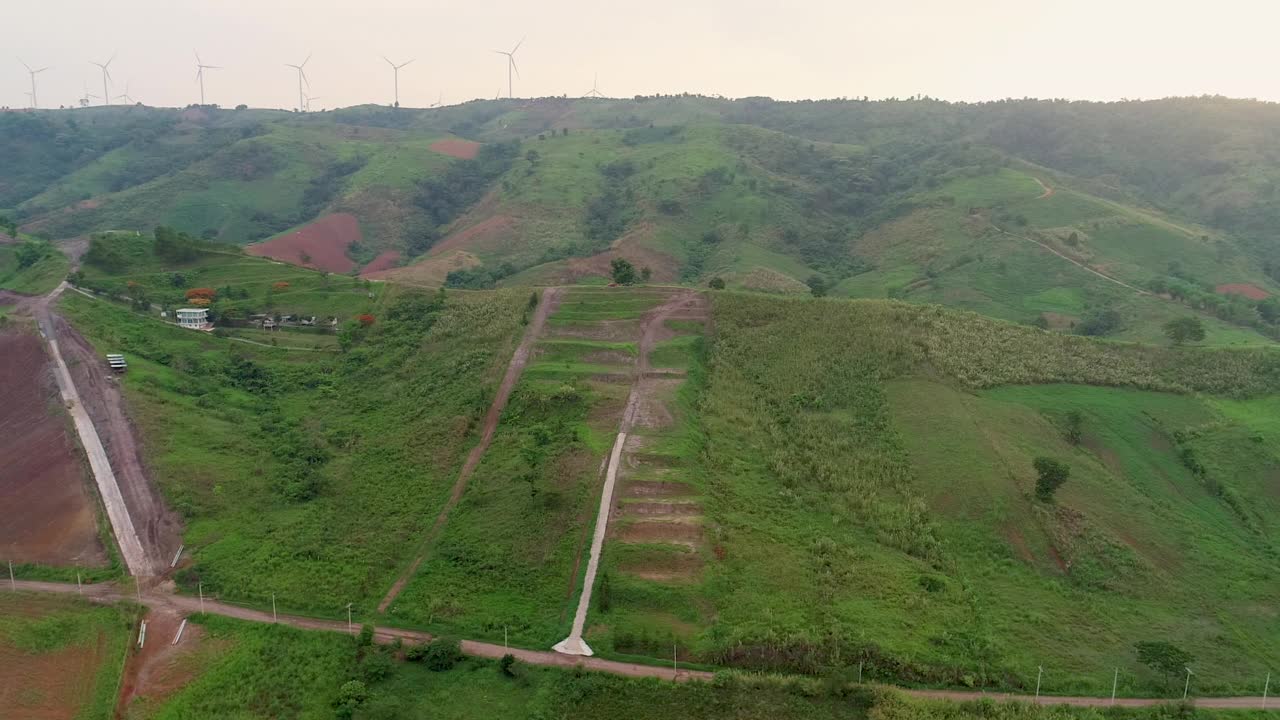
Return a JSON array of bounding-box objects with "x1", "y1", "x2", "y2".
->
[
  {"x1": 555, "y1": 290, "x2": 702, "y2": 656},
  {"x1": 996, "y1": 228, "x2": 1150, "y2": 296},
  {"x1": 1033, "y1": 177, "x2": 1055, "y2": 199},
  {"x1": 377, "y1": 287, "x2": 564, "y2": 613},
  {"x1": 10, "y1": 580, "x2": 1274, "y2": 709}
]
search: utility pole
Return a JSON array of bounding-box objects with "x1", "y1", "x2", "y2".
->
[
  {"x1": 272, "y1": 593, "x2": 277, "y2": 622},
  {"x1": 8, "y1": 560, "x2": 13, "y2": 591},
  {"x1": 1035, "y1": 666, "x2": 1043, "y2": 702},
  {"x1": 858, "y1": 661, "x2": 864, "y2": 684},
  {"x1": 77, "y1": 572, "x2": 82, "y2": 595},
  {"x1": 1183, "y1": 667, "x2": 1194, "y2": 701},
  {"x1": 198, "y1": 582, "x2": 204, "y2": 614},
  {"x1": 347, "y1": 603, "x2": 353, "y2": 633},
  {"x1": 1111, "y1": 668, "x2": 1118, "y2": 705},
  {"x1": 673, "y1": 642, "x2": 677, "y2": 677},
  {"x1": 1263, "y1": 672, "x2": 1270, "y2": 710},
  {"x1": 504, "y1": 626, "x2": 508, "y2": 649}
]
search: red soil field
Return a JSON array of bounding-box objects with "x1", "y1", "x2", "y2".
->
[
  {"x1": 430, "y1": 215, "x2": 516, "y2": 255},
  {"x1": 429, "y1": 138, "x2": 481, "y2": 159},
  {"x1": 359, "y1": 250, "x2": 401, "y2": 276},
  {"x1": 0, "y1": 602, "x2": 109, "y2": 719},
  {"x1": 245, "y1": 213, "x2": 361, "y2": 273},
  {"x1": 1215, "y1": 283, "x2": 1270, "y2": 300},
  {"x1": 0, "y1": 330, "x2": 107, "y2": 568}
]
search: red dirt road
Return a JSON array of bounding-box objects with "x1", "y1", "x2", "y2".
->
[
  {"x1": 359, "y1": 250, "x2": 402, "y2": 276},
  {"x1": 0, "y1": 330, "x2": 107, "y2": 567},
  {"x1": 428, "y1": 138, "x2": 481, "y2": 159},
  {"x1": 376, "y1": 286, "x2": 564, "y2": 612},
  {"x1": 10, "y1": 581, "x2": 1274, "y2": 710},
  {"x1": 245, "y1": 213, "x2": 361, "y2": 273}
]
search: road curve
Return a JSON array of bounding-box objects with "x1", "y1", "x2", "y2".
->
[{"x1": 6, "y1": 581, "x2": 1272, "y2": 709}]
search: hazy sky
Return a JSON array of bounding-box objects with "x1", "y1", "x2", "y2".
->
[{"x1": 6, "y1": 0, "x2": 1279, "y2": 110}]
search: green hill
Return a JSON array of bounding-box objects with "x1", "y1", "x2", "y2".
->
[{"x1": 6, "y1": 98, "x2": 1280, "y2": 344}]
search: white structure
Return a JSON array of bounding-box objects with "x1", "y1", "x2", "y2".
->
[
  {"x1": 106, "y1": 354, "x2": 127, "y2": 372},
  {"x1": 176, "y1": 308, "x2": 211, "y2": 330}
]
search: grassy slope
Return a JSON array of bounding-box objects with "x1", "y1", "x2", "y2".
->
[
  {"x1": 0, "y1": 242, "x2": 68, "y2": 295},
  {"x1": 59, "y1": 268, "x2": 528, "y2": 618},
  {"x1": 0, "y1": 592, "x2": 135, "y2": 720},
  {"x1": 144, "y1": 612, "x2": 1255, "y2": 720},
  {"x1": 669, "y1": 293, "x2": 1280, "y2": 695}
]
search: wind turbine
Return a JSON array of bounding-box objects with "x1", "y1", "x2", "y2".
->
[
  {"x1": 585, "y1": 73, "x2": 604, "y2": 99},
  {"x1": 285, "y1": 54, "x2": 310, "y2": 111},
  {"x1": 194, "y1": 51, "x2": 220, "y2": 105},
  {"x1": 303, "y1": 91, "x2": 320, "y2": 112},
  {"x1": 430, "y1": 91, "x2": 442, "y2": 108},
  {"x1": 90, "y1": 53, "x2": 115, "y2": 106},
  {"x1": 114, "y1": 81, "x2": 134, "y2": 105},
  {"x1": 20, "y1": 60, "x2": 49, "y2": 109},
  {"x1": 493, "y1": 37, "x2": 523, "y2": 99},
  {"x1": 382, "y1": 56, "x2": 412, "y2": 107}
]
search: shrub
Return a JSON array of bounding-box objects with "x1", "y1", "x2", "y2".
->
[
  {"x1": 1033, "y1": 457, "x2": 1070, "y2": 502},
  {"x1": 357, "y1": 314, "x2": 376, "y2": 327},
  {"x1": 709, "y1": 277, "x2": 726, "y2": 290},
  {"x1": 499, "y1": 653, "x2": 517, "y2": 677},
  {"x1": 1135, "y1": 641, "x2": 1193, "y2": 687},
  {"x1": 407, "y1": 638, "x2": 462, "y2": 671},
  {"x1": 610, "y1": 258, "x2": 637, "y2": 285},
  {"x1": 1164, "y1": 316, "x2": 1206, "y2": 345},
  {"x1": 185, "y1": 287, "x2": 217, "y2": 301}
]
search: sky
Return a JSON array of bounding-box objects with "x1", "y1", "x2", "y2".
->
[{"x1": 6, "y1": 0, "x2": 1279, "y2": 110}]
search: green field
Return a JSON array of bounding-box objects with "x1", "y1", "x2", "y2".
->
[{"x1": 0, "y1": 240, "x2": 68, "y2": 295}]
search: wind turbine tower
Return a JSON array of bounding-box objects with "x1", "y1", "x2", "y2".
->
[
  {"x1": 285, "y1": 54, "x2": 311, "y2": 111},
  {"x1": 382, "y1": 57, "x2": 413, "y2": 107},
  {"x1": 91, "y1": 54, "x2": 115, "y2": 106},
  {"x1": 114, "y1": 81, "x2": 134, "y2": 105},
  {"x1": 20, "y1": 61, "x2": 49, "y2": 109},
  {"x1": 194, "y1": 51, "x2": 221, "y2": 105},
  {"x1": 494, "y1": 38, "x2": 523, "y2": 99},
  {"x1": 585, "y1": 73, "x2": 604, "y2": 98}
]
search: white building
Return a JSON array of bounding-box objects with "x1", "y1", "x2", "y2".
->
[{"x1": 176, "y1": 308, "x2": 211, "y2": 330}]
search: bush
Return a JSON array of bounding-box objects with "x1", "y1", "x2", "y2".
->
[
  {"x1": 499, "y1": 653, "x2": 517, "y2": 677},
  {"x1": 709, "y1": 277, "x2": 726, "y2": 290},
  {"x1": 407, "y1": 638, "x2": 462, "y2": 671},
  {"x1": 610, "y1": 258, "x2": 637, "y2": 285},
  {"x1": 1033, "y1": 457, "x2": 1070, "y2": 502}
]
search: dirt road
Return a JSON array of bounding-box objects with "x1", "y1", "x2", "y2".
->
[
  {"x1": 8, "y1": 580, "x2": 1272, "y2": 709},
  {"x1": 377, "y1": 286, "x2": 564, "y2": 612},
  {"x1": 556, "y1": 291, "x2": 701, "y2": 656}
]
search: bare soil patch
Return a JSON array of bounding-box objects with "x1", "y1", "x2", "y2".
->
[
  {"x1": 359, "y1": 250, "x2": 401, "y2": 276},
  {"x1": 619, "y1": 501, "x2": 703, "y2": 516},
  {"x1": 622, "y1": 480, "x2": 696, "y2": 498},
  {"x1": 366, "y1": 249, "x2": 481, "y2": 287},
  {"x1": 617, "y1": 519, "x2": 703, "y2": 547},
  {"x1": 429, "y1": 215, "x2": 517, "y2": 256},
  {"x1": 546, "y1": 319, "x2": 641, "y2": 342},
  {"x1": 245, "y1": 213, "x2": 361, "y2": 273},
  {"x1": 619, "y1": 553, "x2": 703, "y2": 583},
  {"x1": 0, "y1": 330, "x2": 107, "y2": 567},
  {"x1": 1215, "y1": 283, "x2": 1270, "y2": 301},
  {"x1": 0, "y1": 597, "x2": 110, "y2": 720},
  {"x1": 116, "y1": 607, "x2": 209, "y2": 716},
  {"x1": 629, "y1": 377, "x2": 682, "y2": 430},
  {"x1": 429, "y1": 138, "x2": 481, "y2": 159}
]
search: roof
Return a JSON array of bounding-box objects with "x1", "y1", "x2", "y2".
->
[{"x1": 176, "y1": 308, "x2": 208, "y2": 314}]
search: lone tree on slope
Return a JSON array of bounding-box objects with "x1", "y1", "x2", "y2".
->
[
  {"x1": 1033, "y1": 456, "x2": 1070, "y2": 502},
  {"x1": 1134, "y1": 641, "x2": 1193, "y2": 689},
  {"x1": 610, "y1": 257, "x2": 637, "y2": 285}
]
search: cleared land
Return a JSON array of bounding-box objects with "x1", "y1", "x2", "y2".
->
[
  {"x1": 0, "y1": 592, "x2": 133, "y2": 720},
  {"x1": 245, "y1": 212, "x2": 362, "y2": 273},
  {"x1": 0, "y1": 329, "x2": 108, "y2": 569}
]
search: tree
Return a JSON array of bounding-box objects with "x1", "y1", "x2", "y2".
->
[
  {"x1": 1164, "y1": 316, "x2": 1206, "y2": 345},
  {"x1": 708, "y1": 277, "x2": 725, "y2": 290},
  {"x1": 499, "y1": 653, "x2": 518, "y2": 677},
  {"x1": 1078, "y1": 308, "x2": 1121, "y2": 336},
  {"x1": 13, "y1": 240, "x2": 49, "y2": 268},
  {"x1": 357, "y1": 313, "x2": 376, "y2": 327},
  {"x1": 640, "y1": 266, "x2": 652, "y2": 282},
  {"x1": 610, "y1": 257, "x2": 637, "y2": 285},
  {"x1": 806, "y1": 274, "x2": 828, "y2": 298},
  {"x1": 333, "y1": 680, "x2": 368, "y2": 719},
  {"x1": 1064, "y1": 411, "x2": 1083, "y2": 446},
  {"x1": 1135, "y1": 641, "x2": 1193, "y2": 688},
  {"x1": 1033, "y1": 457, "x2": 1070, "y2": 502}
]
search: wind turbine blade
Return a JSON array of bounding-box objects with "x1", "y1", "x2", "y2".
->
[
  {"x1": 301, "y1": 69, "x2": 310, "y2": 88},
  {"x1": 511, "y1": 36, "x2": 525, "y2": 54},
  {"x1": 302, "y1": 53, "x2": 311, "y2": 67},
  {"x1": 383, "y1": 55, "x2": 393, "y2": 67},
  {"x1": 509, "y1": 56, "x2": 520, "y2": 78},
  {"x1": 107, "y1": 52, "x2": 116, "y2": 66},
  {"x1": 402, "y1": 59, "x2": 414, "y2": 68}
]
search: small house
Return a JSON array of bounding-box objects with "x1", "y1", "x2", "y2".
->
[{"x1": 176, "y1": 308, "x2": 211, "y2": 331}]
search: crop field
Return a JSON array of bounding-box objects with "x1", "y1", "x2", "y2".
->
[
  {"x1": 58, "y1": 281, "x2": 529, "y2": 619},
  {"x1": 386, "y1": 287, "x2": 680, "y2": 646},
  {"x1": 0, "y1": 592, "x2": 135, "y2": 720}
]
